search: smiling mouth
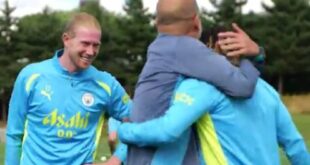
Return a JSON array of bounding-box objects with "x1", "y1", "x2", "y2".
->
[{"x1": 80, "y1": 56, "x2": 94, "y2": 63}]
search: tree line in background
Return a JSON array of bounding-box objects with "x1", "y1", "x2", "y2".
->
[{"x1": 0, "y1": 0, "x2": 310, "y2": 120}]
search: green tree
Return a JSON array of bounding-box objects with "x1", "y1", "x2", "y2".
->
[
  {"x1": 208, "y1": 0, "x2": 247, "y2": 27},
  {"x1": 0, "y1": 0, "x2": 18, "y2": 121},
  {"x1": 200, "y1": 8, "x2": 216, "y2": 30},
  {"x1": 259, "y1": 0, "x2": 310, "y2": 93},
  {"x1": 119, "y1": 0, "x2": 156, "y2": 86},
  {"x1": 79, "y1": 0, "x2": 102, "y2": 22},
  {"x1": 13, "y1": 9, "x2": 69, "y2": 62},
  {"x1": 95, "y1": 11, "x2": 129, "y2": 79}
]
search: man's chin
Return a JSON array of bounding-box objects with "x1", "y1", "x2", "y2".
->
[
  {"x1": 80, "y1": 59, "x2": 93, "y2": 66},
  {"x1": 77, "y1": 63, "x2": 91, "y2": 70}
]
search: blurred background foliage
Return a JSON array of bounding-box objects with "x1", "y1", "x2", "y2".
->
[{"x1": 0, "y1": 0, "x2": 310, "y2": 120}]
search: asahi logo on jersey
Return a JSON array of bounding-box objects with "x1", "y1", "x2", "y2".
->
[
  {"x1": 42, "y1": 109, "x2": 90, "y2": 129},
  {"x1": 42, "y1": 109, "x2": 90, "y2": 138},
  {"x1": 82, "y1": 93, "x2": 94, "y2": 107}
]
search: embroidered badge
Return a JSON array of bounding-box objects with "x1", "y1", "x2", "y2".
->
[{"x1": 82, "y1": 93, "x2": 94, "y2": 107}]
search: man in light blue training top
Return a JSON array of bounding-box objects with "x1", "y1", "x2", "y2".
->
[
  {"x1": 127, "y1": 0, "x2": 265, "y2": 164},
  {"x1": 5, "y1": 12, "x2": 130, "y2": 165},
  {"x1": 119, "y1": 77, "x2": 310, "y2": 165},
  {"x1": 118, "y1": 26, "x2": 310, "y2": 165}
]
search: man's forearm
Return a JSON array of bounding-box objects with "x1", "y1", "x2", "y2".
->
[{"x1": 5, "y1": 134, "x2": 23, "y2": 165}]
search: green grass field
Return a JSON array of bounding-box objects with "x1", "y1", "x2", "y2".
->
[
  {"x1": 0, "y1": 114, "x2": 309, "y2": 165},
  {"x1": 0, "y1": 142, "x2": 4, "y2": 164}
]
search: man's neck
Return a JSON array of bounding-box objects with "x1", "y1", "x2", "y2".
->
[
  {"x1": 59, "y1": 52, "x2": 78, "y2": 73},
  {"x1": 157, "y1": 25, "x2": 197, "y2": 39},
  {"x1": 157, "y1": 24, "x2": 187, "y2": 36}
]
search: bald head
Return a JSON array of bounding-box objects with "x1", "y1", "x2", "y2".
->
[{"x1": 156, "y1": 0, "x2": 198, "y2": 25}]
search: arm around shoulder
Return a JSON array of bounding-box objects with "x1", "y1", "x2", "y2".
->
[{"x1": 118, "y1": 79, "x2": 225, "y2": 147}]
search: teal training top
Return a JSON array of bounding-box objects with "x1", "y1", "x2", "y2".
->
[
  {"x1": 5, "y1": 50, "x2": 131, "y2": 165},
  {"x1": 119, "y1": 78, "x2": 310, "y2": 165},
  {"x1": 108, "y1": 117, "x2": 128, "y2": 163},
  {"x1": 108, "y1": 117, "x2": 121, "y2": 134}
]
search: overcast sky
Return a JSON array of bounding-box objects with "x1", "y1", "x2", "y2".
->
[{"x1": 1, "y1": 0, "x2": 273, "y2": 17}]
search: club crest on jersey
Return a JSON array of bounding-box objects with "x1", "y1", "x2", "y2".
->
[{"x1": 82, "y1": 93, "x2": 94, "y2": 107}]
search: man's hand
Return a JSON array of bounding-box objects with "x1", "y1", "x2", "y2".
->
[
  {"x1": 217, "y1": 23, "x2": 259, "y2": 57},
  {"x1": 102, "y1": 156, "x2": 122, "y2": 165},
  {"x1": 90, "y1": 156, "x2": 122, "y2": 165},
  {"x1": 108, "y1": 132, "x2": 118, "y2": 142}
]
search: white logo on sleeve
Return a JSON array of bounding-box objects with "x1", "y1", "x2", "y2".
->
[
  {"x1": 82, "y1": 93, "x2": 94, "y2": 107},
  {"x1": 41, "y1": 85, "x2": 53, "y2": 101}
]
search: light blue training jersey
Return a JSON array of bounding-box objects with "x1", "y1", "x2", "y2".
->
[
  {"x1": 5, "y1": 50, "x2": 131, "y2": 165},
  {"x1": 108, "y1": 117, "x2": 128, "y2": 163},
  {"x1": 108, "y1": 117, "x2": 121, "y2": 134},
  {"x1": 119, "y1": 78, "x2": 310, "y2": 165}
]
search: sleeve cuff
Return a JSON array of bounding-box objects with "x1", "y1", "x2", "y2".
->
[
  {"x1": 253, "y1": 47, "x2": 265, "y2": 63},
  {"x1": 113, "y1": 142, "x2": 127, "y2": 162}
]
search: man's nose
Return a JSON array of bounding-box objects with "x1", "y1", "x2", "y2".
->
[{"x1": 86, "y1": 45, "x2": 96, "y2": 55}]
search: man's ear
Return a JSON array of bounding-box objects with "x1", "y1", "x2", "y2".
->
[
  {"x1": 193, "y1": 14, "x2": 200, "y2": 31},
  {"x1": 62, "y1": 33, "x2": 71, "y2": 47},
  {"x1": 192, "y1": 14, "x2": 202, "y2": 38},
  {"x1": 155, "y1": 17, "x2": 159, "y2": 26},
  {"x1": 154, "y1": 17, "x2": 162, "y2": 31}
]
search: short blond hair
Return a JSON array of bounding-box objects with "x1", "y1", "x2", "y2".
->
[{"x1": 64, "y1": 12, "x2": 101, "y2": 37}]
